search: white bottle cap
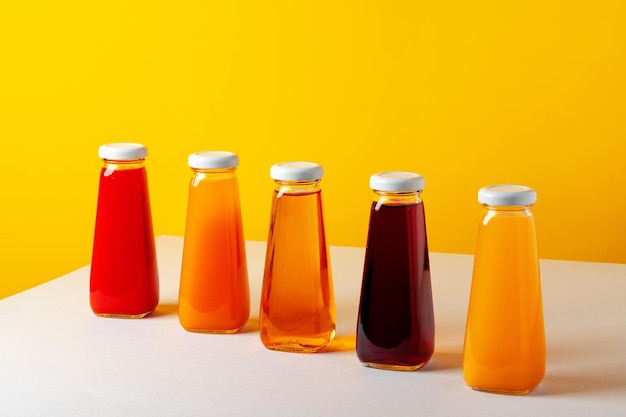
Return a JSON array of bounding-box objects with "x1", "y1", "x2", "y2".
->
[
  {"x1": 478, "y1": 185, "x2": 537, "y2": 206},
  {"x1": 188, "y1": 151, "x2": 239, "y2": 169},
  {"x1": 370, "y1": 172, "x2": 425, "y2": 192},
  {"x1": 98, "y1": 143, "x2": 147, "y2": 160},
  {"x1": 270, "y1": 162, "x2": 323, "y2": 181}
]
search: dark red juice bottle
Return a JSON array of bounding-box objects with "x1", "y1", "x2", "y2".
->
[
  {"x1": 356, "y1": 172, "x2": 434, "y2": 371},
  {"x1": 90, "y1": 143, "x2": 159, "y2": 318}
]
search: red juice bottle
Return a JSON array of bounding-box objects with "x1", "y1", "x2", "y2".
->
[
  {"x1": 356, "y1": 172, "x2": 434, "y2": 371},
  {"x1": 90, "y1": 143, "x2": 159, "y2": 318}
]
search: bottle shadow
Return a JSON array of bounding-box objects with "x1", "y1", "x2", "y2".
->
[
  {"x1": 240, "y1": 317, "x2": 260, "y2": 333},
  {"x1": 421, "y1": 351, "x2": 463, "y2": 371},
  {"x1": 321, "y1": 334, "x2": 357, "y2": 353},
  {"x1": 531, "y1": 342, "x2": 626, "y2": 396},
  {"x1": 534, "y1": 372, "x2": 626, "y2": 396},
  {"x1": 149, "y1": 303, "x2": 178, "y2": 318}
]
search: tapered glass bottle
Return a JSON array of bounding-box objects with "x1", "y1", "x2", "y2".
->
[
  {"x1": 356, "y1": 172, "x2": 434, "y2": 371},
  {"x1": 90, "y1": 143, "x2": 159, "y2": 318},
  {"x1": 259, "y1": 162, "x2": 335, "y2": 353},
  {"x1": 178, "y1": 151, "x2": 250, "y2": 333},
  {"x1": 463, "y1": 185, "x2": 545, "y2": 394}
]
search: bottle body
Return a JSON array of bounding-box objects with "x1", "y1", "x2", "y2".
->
[
  {"x1": 463, "y1": 195, "x2": 545, "y2": 394},
  {"x1": 357, "y1": 188, "x2": 434, "y2": 371},
  {"x1": 178, "y1": 166, "x2": 250, "y2": 333},
  {"x1": 259, "y1": 178, "x2": 336, "y2": 352},
  {"x1": 90, "y1": 155, "x2": 159, "y2": 318}
]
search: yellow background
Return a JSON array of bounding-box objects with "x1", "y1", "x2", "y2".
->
[{"x1": 1, "y1": 1, "x2": 625, "y2": 299}]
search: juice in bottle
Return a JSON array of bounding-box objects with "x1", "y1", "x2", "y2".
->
[
  {"x1": 178, "y1": 151, "x2": 249, "y2": 333},
  {"x1": 357, "y1": 172, "x2": 434, "y2": 371},
  {"x1": 463, "y1": 185, "x2": 545, "y2": 394},
  {"x1": 90, "y1": 143, "x2": 159, "y2": 318},
  {"x1": 259, "y1": 162, "x2": 335, "y2": 352}
]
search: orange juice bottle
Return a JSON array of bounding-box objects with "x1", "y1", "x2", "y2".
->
[
  {"x1": 463, "y1": 185, "x2": 545, "y2": 394},
  {"x1": 178, "y1": 151, "x2": 250, "y2": 333},
  {"x1": 259, "y1": 162, "x2": 335, "y2": 352}
]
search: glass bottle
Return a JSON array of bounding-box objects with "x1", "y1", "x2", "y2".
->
[
  {"x1": 259, "y1": 162, "x2": 335, "y2": 353},
  {"x1": 356, "y1": 172, "x2": 435, "y2": 371},
  {"x1": 178, "y1": 151, "x2": 250, "y2": 333},
  {"x1": 90, "y1": 143, "x2": 159, "y2": 318},
  {"x1": 463, "y1": 185, "x2": 545, "y2": 394}
]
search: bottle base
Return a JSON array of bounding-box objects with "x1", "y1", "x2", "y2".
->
[
  {"x1": 362, "y1": 361, "x2": 426, "y2": 372},
  {"x1": 263, "y1": 337, "x2": 334, "y2": 353},
  {"x1": 261, "y1": 329, "x2": 335, "y2": 353},
  {"x1": 264, "y1": 344, "x2": 329, "y2": 353},
  {"x1": 183, "y1": 327, "x2": 244, "y2": 334},
  {"x1": 470, "y1": 386, "x2": 534, "y2": 396},
  {"x1": 95, "y1": 311, "x2": 153, "y2": 319}
]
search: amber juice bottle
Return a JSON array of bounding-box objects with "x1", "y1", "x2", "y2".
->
[{"x1": 259, "y1": 162, "x2": 336, "y2": 353}]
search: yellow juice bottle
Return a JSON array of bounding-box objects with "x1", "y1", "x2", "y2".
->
[
  {"x1": 463, "y1": 185, "x2": 545, "y2": 395},
  {"x1": 178, "y1": 151, "x2": 250, "y2": 333},
  {"x1": 259, "y1": 162, "x2": 336, "y2": 353}
]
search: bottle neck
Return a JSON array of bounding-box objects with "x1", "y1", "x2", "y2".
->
[
  {"x1": 191, "y1": 167, "x2": 237, "y2": 177},
  {"x1": 192, "y1": 167, "x2": 237, "y2": 174},
  {"x1": 374, "y1": 190, "x2": 422, "y2": 206},
  {"x1": 103, "y1": 158, "x2": 145, "y2": 171},
  {"x1": 191, "y1": 167, "x2": 237, "y2": 185},
  {"x1": 483, "y1": 204, "x2": 533, "y2": 215},
  {"x1": 274, "y1": 179, "x2": 321, "y2": 197},
  {"x1": 481, "y1": 204, "x2": 534, "y2": 226}
]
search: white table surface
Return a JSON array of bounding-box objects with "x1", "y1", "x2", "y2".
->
[{"x1": 1, "y1": 235, "x2": 625, "y2": 416}]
